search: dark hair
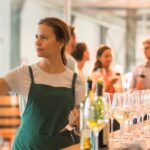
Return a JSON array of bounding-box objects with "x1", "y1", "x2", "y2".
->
[
  {"x1": 93, "y1": 44, "x2": 111, "y2": 72},
  {"x1": 38, "y1": 17, "x2": 70, "y2": 65},
  {"x1": 71, "y1": 42, "x2": 87, "y2": 61}
]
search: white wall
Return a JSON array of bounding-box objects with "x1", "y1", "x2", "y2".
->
[
  {"x1": 0, "y1": 0, "x2": 11, "y2": 75},
  {"x1": 73, "y1": 17, "x2": 100, "y2": 75},
  {"x1": 106, "y1": 28, "x2": 126, "y2": 72}
]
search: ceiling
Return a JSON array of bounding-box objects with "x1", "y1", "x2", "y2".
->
[
  {"x1": 42, "y1": 0, "x2": 150, "y2": 9},
  {"x1": 72, "y1": 0, "x2": 150, "y2": 9},
  {"x1": 42, "y1": 0, "x2": 150, "y2": 17},
  {"x1": 35, "y1": 0, "x2": 150, "y2": 26}
]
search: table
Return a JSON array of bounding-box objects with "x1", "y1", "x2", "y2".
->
[
  {"x1": 63, "y1": 141, "x2": 148, "y2": 150},
  {"x1": 63, "y1": 144, "x2": 79, "y2": 150},
  {"x1": 63, "y1": 128, "x2": 150, "y2": 150}
]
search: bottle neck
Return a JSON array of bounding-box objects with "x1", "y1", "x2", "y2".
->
[
  {"x1": 86, "y1": 80, "x2": 92, "y2": 95},
  {"x1": 96, "y1": 85, "x2": 103, "y2": 97},
  {"x1": 87, "y1": 89, "x2": 93, "y2": 96}
]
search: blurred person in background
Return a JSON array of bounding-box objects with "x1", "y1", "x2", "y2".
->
[
  {"x1": 0, "y1": 17, "x2": 85, "y2": 150},
  {"x1": 71, "y1": 42, "x2": 90, "y2": 75},
  {"x1": 65, "y1": 25, "x2": 77, "y2": 72},
  {"x1": 130, "y1": 38, "x2": 150, "y2": 91},
  {"x1": 92, "y1": 44, "x2": 123, "y2": 93},
  {"x1": 92, "y1": 44, "x2": 124, "y2": 131}
]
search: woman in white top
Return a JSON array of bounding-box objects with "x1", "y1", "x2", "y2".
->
[{"x1": 0, "y1": 17, "x2": 85, "y2": 150}]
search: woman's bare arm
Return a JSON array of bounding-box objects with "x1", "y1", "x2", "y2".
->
[{"x1": 0, "y1": 78, "x2": 11, "y2": 95}]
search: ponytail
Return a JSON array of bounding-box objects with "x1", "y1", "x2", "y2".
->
[
  {"x1": 93, "y1": 60, "x2": 102, "y2": 72},
  {"x1": 61, "y1": 46, "x2": 67, "y2": 65}
]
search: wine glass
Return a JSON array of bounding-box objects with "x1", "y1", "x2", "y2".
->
[
  {"x1": 122, "y1": 92, "x2": 138, "y2": 143},
  {"x1": 84, "y1": 96, "x2": 109, "y2": 150},
  {"x1": 103, "y1": 92, "x2": 114, "y2": 142},
  {"x1": 114, "y1": 64, "x2": 123, "y2": 76},
  {"x1": 138, "y1": 68, "x2": 147, "y2": 78},
  {"x1": 113, "y1": 93, "x2": 129, "y2": 145},
  {"x1": 113, "y1": 65, "x2": 123, "y2": 92}
]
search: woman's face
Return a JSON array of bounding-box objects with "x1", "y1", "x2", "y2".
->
[
  {"x1": 98, "y1": 49, "x2": 112, "y2": 68},
  {"x1": 35, "y1": 24, "x2": 63, "y2": 58}
]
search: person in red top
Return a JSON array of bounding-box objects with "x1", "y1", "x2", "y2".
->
[
  {"x1": 92, "y1": 44, "x2": 123, "y2": 131},
  {"x1": 92, "y1": 44, "x2": 123, "y2": 93}
]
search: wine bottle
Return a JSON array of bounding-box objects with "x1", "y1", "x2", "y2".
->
[
  {"x1": 96, "y1": 79, "x2": 109, "y2": 148},
  {"x1": 80, "y1": 77, "x2": 93, "y2": 150}
]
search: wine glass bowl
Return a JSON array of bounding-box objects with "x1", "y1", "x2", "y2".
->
[
  {"x1": 85, "y1": 103, "x2": 107, "y2": 132},
  {"x1": 113, "y1": 108, "x2": 130, "y2": 124}
]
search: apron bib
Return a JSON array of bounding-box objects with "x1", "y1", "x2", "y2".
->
[{"x1": 12, "y1": 66, "x2": 77, "y2": 150}]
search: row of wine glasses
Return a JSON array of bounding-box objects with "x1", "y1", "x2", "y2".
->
[
  {"x1": 104, "y1": 90, "x2": 150, "y2": 148},
  {"x1": 83, "y1": 89, "x2": 150, "y2": 149}
]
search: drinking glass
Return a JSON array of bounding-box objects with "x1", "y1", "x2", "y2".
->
[
  {"x1": 84, "y1": 96, "x2": 109, "y2": 150},
  {"x1": 103, "y1": 92, "x2": 114, "y2": 141},
  {"x1": 113, "y1": 93, "x2": 128, "y2": 145}
]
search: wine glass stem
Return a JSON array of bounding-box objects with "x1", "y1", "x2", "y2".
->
[
  {"x1": 141, "y1": 114, "x2": 144, "y2": 133},
  {"x1": 120, "y1": 124, "x2": 124, "y2": 144},
  {"x1": 111, "y1": 118, "x2": 114, "y2": 137},
  {"x1": 94, "y1": 131, "x2": 99, "y2": 150}
]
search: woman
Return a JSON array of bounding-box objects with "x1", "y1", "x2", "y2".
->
[
  {"x1": 92, "y1": 44, "x2": 123, "y2": 93},
  {"x1": 92, "y1": 44, "x2": 123, "y2": 132},
  {"x1": 0, "y1": 17, "x2": 85, "y2": 149}
]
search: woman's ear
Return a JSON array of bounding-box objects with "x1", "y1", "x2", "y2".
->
[{"x1": 59, "y1": 41, "x2": 65, "y2": 50}]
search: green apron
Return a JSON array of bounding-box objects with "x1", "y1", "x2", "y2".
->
[{"x1": 12, "y1": 66, "x2": 77, "y2": 150}]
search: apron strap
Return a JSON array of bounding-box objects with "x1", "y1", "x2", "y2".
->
[
  {"x1": 71, "y1": 73, "x2": 77, "y2": 98},
  {"x1": 28, "y1": 66, "x2": 35, "y2": 84}
]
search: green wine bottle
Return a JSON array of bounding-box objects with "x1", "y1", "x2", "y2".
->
[{"x1": 96, "y1": 79, "x2": 109, "y2": 148}]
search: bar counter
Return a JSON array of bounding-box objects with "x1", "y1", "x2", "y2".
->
[
  {"x1": 63, "y1": 144, "x2": 79, "y2": 150},
  {"x1": 63, "y1": 141, "x2": 149, "y2": 150},
  {"x1": 63, "y1": 126, "x2": 150, "y2": 150}
]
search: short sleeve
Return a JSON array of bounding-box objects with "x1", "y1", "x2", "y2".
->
[{"x1": 3, "y1": 65, "x2": 30, "y2": 95}]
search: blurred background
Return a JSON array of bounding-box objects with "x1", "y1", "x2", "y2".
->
[
  {"x1": 0, "y1": 0, "x2": 150, "y2": 75},
  {"x1": 0, "y1": 1, "x2": 150, "y2": 149}
]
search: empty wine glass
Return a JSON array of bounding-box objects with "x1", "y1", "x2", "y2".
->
[
  {"x1": 113, "y1": 93, "x2": 128, "y2": 145},
  {"x1": 103, "y1": 92, "x2": 114, "y2": 142}
]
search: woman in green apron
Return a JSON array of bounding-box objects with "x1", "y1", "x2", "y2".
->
[{"x1": 0, "y1": 17, "x2": 85, "y2": 149}]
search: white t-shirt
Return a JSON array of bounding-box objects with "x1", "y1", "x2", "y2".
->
[
  {"x1": 4, "y1": 64, "x2": 85, "y2": 115},
  {"x1": 66, "y1": 53, "x2": 77, "y2": 72}
]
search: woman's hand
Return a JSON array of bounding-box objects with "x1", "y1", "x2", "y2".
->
[
  {"x1": 110, "y1": 75, "x2": 119, "y2": 84},
  {"x1": 68, "y1": 107, "x2": 80, "y2": 127},
  {"x1": 68, "y1": 106, "x2": 80, "y2": 135},
  {"x1": 136, "y1": 76, "x2": 145, "y2": 90}
]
